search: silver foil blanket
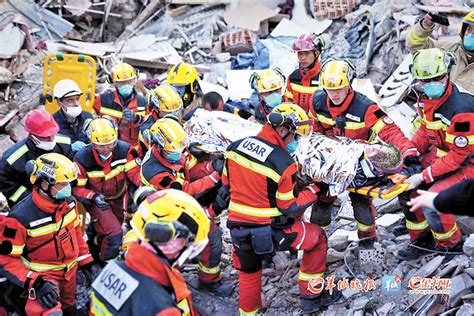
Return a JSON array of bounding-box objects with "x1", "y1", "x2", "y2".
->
[
  {"x1": 294, "y1": 133, "x2": 365, "y2": 195},
  {"x1": 184, "y1": 108, "x2": 261, "y2": 153}
]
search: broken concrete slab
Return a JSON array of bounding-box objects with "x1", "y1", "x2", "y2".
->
[
  {"x1": 376, "y1": 213, "x2": 404, "y2": 227},
  {"x1": 463, "y1": 234, "x2": 474, "y2": 258},
  {"x1": 457, "y1": 216, "x2": 474, "y2": 235},
  {"x1": 223, "y1": 4, "x2": 276, "y2": 32},
  {"x1": 0, "y1": 22, "x2": 25, "y2": 59},
  {"x1": 449, "y1": 273, "x2": 474, "y2": 308},
  {"x1": 327, "y1": 248, "x2": 346, "y2": 264},
  {"x1": 351, "y1": 297, "x2": 369, "y2": 311},
  {"x1": 328, "y1": 234, "x2": 349, "y2": 252}
]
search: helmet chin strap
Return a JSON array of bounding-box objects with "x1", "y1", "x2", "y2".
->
[
  {"x1": 299, "y1": 52, "x2": 319, "y2": 71},
  {"x1": 148, "y1": 239, "x2": 187, "y2": 267}
]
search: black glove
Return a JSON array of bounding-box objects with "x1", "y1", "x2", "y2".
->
[
  {"x1": 238, "y1": 108, "x2": 253, "y2": 119},
  {"x1": 403, "y1": 156, "x2": 423, "y2": 176},
  {"x1": 296, "y1": 172, "x2": 312, "y2": 186},
  {"x1": 213, "y1": 185, "x2": 230, "y2": 215},
  {"x1": 188, "y1": 142, "x2": 206, "y2": 159},
  {"x1": 77, "y1": 263, "x2": 94, "y2": 287},
  {"x1": 93, "y1": 194, "x2": 110, "y2": 211},
  {"x1": 313, "y1": 181, "x2": 330, "y2": 196},
  {"x1": 30, "y1": 277, "x2": 60, "y2": 309},
  {"x1": 212, "y1": 157, "x2": 225, "y2": 175},
  {"x1": 122, "y1": 109, "x2": 139, "y2": 123}
]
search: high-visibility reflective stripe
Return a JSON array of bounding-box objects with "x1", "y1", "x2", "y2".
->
[
  {"x1": 436, "y1": 148, "x2": 448, "y2": 158},
  {"x1": 175, "y1": 175, "x2": 185, "y2": 185},
  {"x1": 177, "y1": 298, "x2": 191, "y2": 315},
  {"x1": 298, "y1": 271, "x2": 324, "y2": 281},
  {"x1": 289, "y1": 83, "x2": 320, "y2": 94},
  {"x1": 345, "y1": 121, "x2": 366, "y2": 130},
  {"x1": 432, "y1": 224, "x2": 458, "y2": 240},
  {"x1": 275, "y1": 189, "x2": 294, "y2": 201},
  {"x1": 90, "y1": 292, "x2": 113, "y2": 316},
  {"x1": 74, "y1": 218, "x2": 81, "y2": 227},
  {"x1": 21, "y1": 257, "x2": 77, "y2": 272},
  {"x1": 124, "y1": 160, "x2": 138, "y2": 171},
  {"x1": 6, "y1": 145, "x2": 28, "y2": 165},
  {"x1": 11, "y1": 244, "x2": 24, "y2": 255},
  {"x1": 86, "y1": 163, "x2": 132, "y2": 181},
  {"x1": 445, "y1": 133, "x2": 474, "y2": 145},
  {"x1": 9, "y1": 185, "x2": 28, "y2": 202},
  {"x1": 187, "y1": 155, "x2": 198, "y2": 169},
  {"x1": 424, "y1": 120, "x2": 448, "y2": 131},
  {"x1": 77, "y1": 178, "x2": 88, "y2": 186},
  {"x1": 27, "y1": 210, "x2": 76, "y2": 237},
  {"x1": 198, "y1": 262, "x2": 221, "y2": 275},
  {"x1": 315, "y1": 114, "x2": 335, "y2": 126},
  {"x1": 222, "y1": 165, "x2": 228, "y2": 176},
  {"x1": 371, "y1": 119, "x2": 386, "y2": 135},
  {"x1": 408, "y1": 30, "x2": 428, "y2": 45},
  {"x1": 355, "y1": 220, "x2": 374, "y2": 232},
  {"x1": 239, "y1": 308, "x2": 258, "y2": 316},
  {"x1": 54, "y1": 135, "x2": 71, "y2": 144},
  {"x1": 406, "y1": 219, "x2": 429, "y2": 231},
  {"x1": 228, "y1": 200, "x2": 282, "y2": 217},
  {"x1": 226, "y1": 151, "x2": 281, "y2": 183},
  {"x1": 100, "y1": 107, "x2": 123, "y2": 118},
  {"x1": 77, "y1": 254, "x2": 92, "y2": 262},
  {"x1": 284, "y1": 90, "x2": 294, "y2": 99}
]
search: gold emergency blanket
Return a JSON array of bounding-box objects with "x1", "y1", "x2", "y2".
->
[
  {"x1": 184, "y1": 109, "x2": 261, "y2": 153},
  {"x1": 294, "y1": 133, "x2": 365, "y2": 195}
]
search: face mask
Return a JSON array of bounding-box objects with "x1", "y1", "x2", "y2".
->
[
  {"x1": 286, "y1": 139, "x2": 299, "y2": 154},
  {"x1": 99, "y1": 153, "x2": 112, "y2": 161},
  {"x1": 463, "y1": 34, "x2": 474, "y2": 51},
  {"x1": 31, "y1": 135, "x2": 56, "y2": 151},
  {"x1": 164, "y1": 151, "x2": 182, "y2": 164},
  {"x1": 422, "y1": 82, "x2": 445, "y2": 99},
  {"x1": 55, "y1": 184, "x2": 71, "y2": 199},
  {"x1": 264, "y1": 93, "x2": 282, "y2": 109},
  {"x1": 118, "y1": 85, "x2": 134, "y2": 97},
  {"x1": 63, "y1": 105, "x2": 82, "y2": 118}
]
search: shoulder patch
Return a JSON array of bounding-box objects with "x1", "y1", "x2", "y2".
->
[
  {"x1": 236, "y1": 138, "x2": 274, "y2": 162},
  {"x1": 454, "y1": 122, "x2": 470, "y2": 132},
  {"x1": 159, "y1": 177, "x2": 172, "y2": 188},
  {"x1": 3, "y1": 226, "x2": 16, "y2": 239},
  {"x1": 92, "y1": 261, "x2": 139, "y2": 310},
  {"x1": 453, "y1": 136, "x2": 468, "y2": 148},
  {"x1": 374, "y1": 109, "x2": 386, "y2": 118},
  {"x1": 382, "y1": 116, "x2": 394, "y2": 125},
  {"x1": 29, "y1": 217, "x2": 53, "y2": 228}
]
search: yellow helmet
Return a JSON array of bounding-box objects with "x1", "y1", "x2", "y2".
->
[
  {"x1": 460, "y1": 10, "x2": 474, "y2": 37},
  {"x1": 111, "y1": 63, "x2": 137, "y2": 82},
  {"x1": 149, "y1": 118, "x2": 188, "y2": 152},
  {"x1": 167, "y1": 63, "x2": 199, "y2": 93},
  {"x1": 28, "y1": 153, "x2": 78, "y2": 185},
  {"x1": 86, "y1": 118, "x2": 118, "y2": 145},
  {"x1": 122, "y1": 230, "x2": 139, "y2": 252},
  {"x1": 147, "y1": 84, "x2": 183, "y2": 113},
  {"x1": 130, "y1": 188, "x2": 210, "y2": 266},
  {"x1": 320, "y1": 59, "x2": 356, "y2": 90},
  {"x1": 250, "y1": 68, "x2": 285, "y2": 93},
  {"x1": 268, "y1": 102, "x2": 312, "y2": 137}
]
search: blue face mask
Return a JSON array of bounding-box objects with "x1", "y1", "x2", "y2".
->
[
  {"x1": 422, "y1": 82, "x2": 446, "y2": 99},
  {"x1": 118, "y1": 85, "x2": 134, "y2": 97},
  {"x1": 264, "y1": 93, "x2": 282, "y2": 109},
  {"x1": 164, "y1": 151, "x2": 182, "y2": 164},
  {"x1": 55, "y1": 184, "x2": 71, "y2": 199},
  {"x1": 463, "y1": 34, "x2": 474, "y2": 51},
  {"x1": 286, "y1": 140, "x2": 299, "y2": 154}
]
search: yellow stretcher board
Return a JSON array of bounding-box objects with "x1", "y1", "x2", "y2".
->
[
  {"x1": 43, "y1": 53, "x2": 96, "y2": 114},
  {"x1": 348, "y1": 174, "x2": 409, "y2": 199}
]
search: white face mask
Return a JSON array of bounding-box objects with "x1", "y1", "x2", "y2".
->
[
  {"x1": 31, "y1": 135, "x2": 56, "y2": 151},
  {"x1": 99, "y1": 152, "x2": 112, "y2": 161},
  {"x1": 63, "y1": 105, "x2": 82, "y2": 118}
]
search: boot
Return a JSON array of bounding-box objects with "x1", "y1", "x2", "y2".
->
[
  {"x1": 391, "y1": 219, "x2": 408, "y2": 237},
  {"x1": 300, "y1": 288, "x2": 342, "y2": 314},
  {"x1": 397, "y1": 232, "x2": 434, "y2": 261},
  {"x1": 435, "y1": 241, "x2": 464, "y2": 262},
  {"x1": 197, "y1": 279, "x2": 234, "y2": 297}
]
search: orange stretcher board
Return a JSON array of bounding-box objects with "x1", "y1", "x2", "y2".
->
[
  {"x1": 43, "y1": 53, "x2": 96, "y2": 114},
  {"x1": 348, "y1": 174, "x2": 409, "y2": 199}
]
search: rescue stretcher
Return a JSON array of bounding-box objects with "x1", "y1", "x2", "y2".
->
[
  {"x1": 43, "y1": 53, "x2": 96, "y2": 114},
  {"x1": 348, "y1": 173, "x2": 409, "y2": 199}
]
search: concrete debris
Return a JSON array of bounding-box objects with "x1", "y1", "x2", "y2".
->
[
  {"x1": 328, "y1": 234, "x2": 349, "y2": 252},
  {"x1": 463, "y1": 234, "x2": 474, "y2": 258}
]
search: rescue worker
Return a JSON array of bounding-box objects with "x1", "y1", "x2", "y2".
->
[
  {"x1": 90, "y1": 188, "x2": 210, "y2": 315},
  {"x1": 398, "y1": 48, "x2": 474, "y2": 260},
  {"x1": 93, "y1": 63, "x2": 147, "y2": 148},
  {"x1": 73, "y1": 118, "x2": 141, "y2": 261},
  {"x1": 52, "y1": 79, "x2": 92, "y2": 152},
  {"x1": 167, "y1": 62, "x2": 203, "y2": 118},
  {"x1": 0, "y1": 109, "x2": 72, "y2": 208},
  {"x1": 406, "y1": 10, "x2": 474, "y2": 93},
  {"x1": 140, "y1": 118, "x2": 232, "y2": 296},
  {"x1": 223, "y1": 103, "x2": 339, "y2": 314},
  {"x1": 284, "y1": 33, "x2": 325, "y2": 112},
  {"x1": 309, "y1": 59, "x2": 419, "y2": 244},
  {"x1": 250, "y1": 68, "x2": 286, "y2": 124},
  {"x1": 0, "y1": 153, "x2": 93, "y2": 315}
]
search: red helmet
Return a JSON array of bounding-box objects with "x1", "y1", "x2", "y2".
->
[
  {"x1": 293, "y1": 33, "x2": 324, "y2": 52},
  {"x1": 24, "y1": 109, "x2": 59, "y2": 137}
]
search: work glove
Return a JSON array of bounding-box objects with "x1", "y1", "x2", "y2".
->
[
  {"x1": 71, "y1": 140, "x2": 87, "y2": 152},
  {"x1": 213, "y1": 185, "x2": 230, "y2": 216},
  {"x1": 29, "y1": 277, "x2": 60, "y2": 309},
  {"x1": 212, "y1": 157, "x2": 225, "y2": 175},
  {"x1": 404, "y1": 173, "x2": 424, "y2": 191},
  {"x1": 77, "y1": 263, "x2": 94, "y2": 287},
  {"x1": 296, "y1": 172, "x2": 312, "y2": 186},
  {"x1": 188, "y1": 142, "x2": 206, "y2": 159},
  {"x1": 238, "y1": 108, "x2": 253, "y2": 119},
  {"x1": 306, "y1": 184, "x2": 320, "y2": 195},
  {"x1": 122, "y1": 109, "x2": 139, "y2": 123},
  {"x1": 93, "y1": 194, "x2": 110, "y2": 211},
  {"x1": 313, "y1": 181, "x2": 329, "y2": 196},
  {"x1": 403, "y1": 156, "x2": 423, "y2": 176}
]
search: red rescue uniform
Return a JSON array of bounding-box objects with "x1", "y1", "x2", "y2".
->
[{"x1": 284, "y1": 61, "x2": 322, "y2": 113}]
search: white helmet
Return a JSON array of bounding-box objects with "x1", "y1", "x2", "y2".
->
[{"x1": 53, "y1": 79, "x2": 83, "y2": 99}]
